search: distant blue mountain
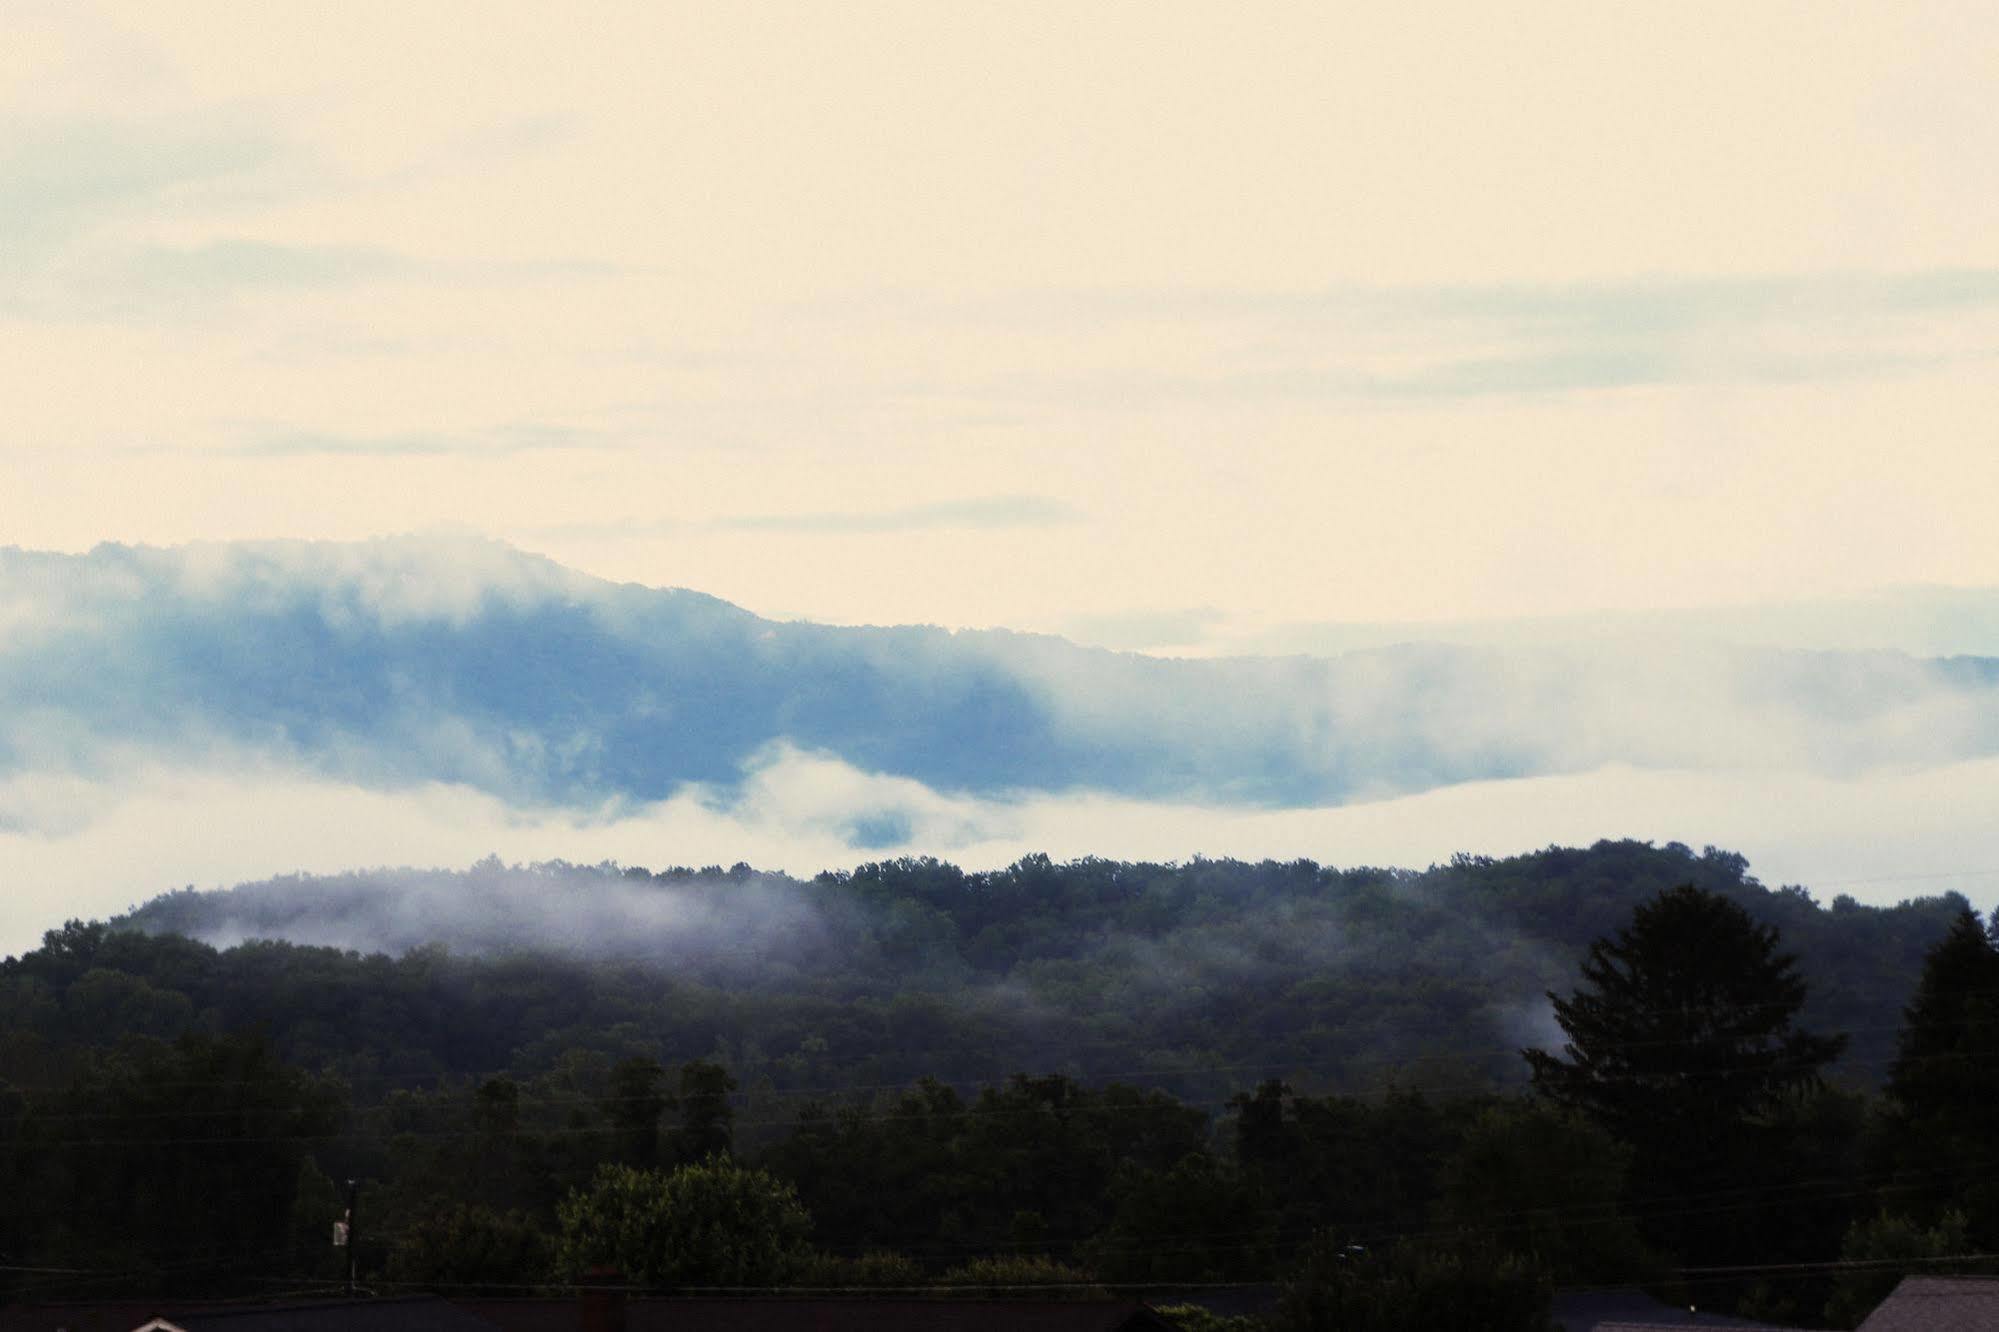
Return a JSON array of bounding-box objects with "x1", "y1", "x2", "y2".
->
[{"x1": 6, "y1": 537, "x2": 1999, "y2": 811}]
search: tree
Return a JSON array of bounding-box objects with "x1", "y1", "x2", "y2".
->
[
  {"x1": 36, "y1": 1032, "x2": 347, "y2": 1294},
  {"x1": 937, "y1": 1254, "x2": 1101, "y2": 1297},
  {"x1": 389, "y1": 1202, "x2": 553, "y2": 1292},
  {"x1": 1824, "y1": 1210, "x2": 1972, "y2": 1329},
  {"x1": 1889, "y1": 910, "x2": 1999, "y2": 1106},
  {"x1": 671, "y1": 1059, "x2": 736, "y2": 1162},
  {"x1": 1229, "y1": 1080, "x2": 1452, "y2": 1250},
  {"x1": 603, "y1": 1057, "x2": 669, "y2": 1167},
  {"x1": 1524, "y1": 884, "x2": 1845, "y2": 1267},
  {"x1": 1879, "y1": 908, "x2": 1999, "y2": 1241},
  {"x1": 1091, "y1": 1152, "x2": 1275, "y2": 1282},
  {"x1": 556, "y1": 1159, "x2": 811, "y2": 1287},
  {"x1": 1275, "y1": 1234, "x2": 1553, "y2": 1332},
  {"x1": 1434, "y1": 1099, "x2": 1654, "y2": 1285}
]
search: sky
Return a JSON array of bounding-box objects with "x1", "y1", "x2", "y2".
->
[
  {"x1": 6, "y1": 3, "x2": 1999, "y2": 641},
  {"x1": 5, "y1": 4, "x2": 1999, "y2": 950}
]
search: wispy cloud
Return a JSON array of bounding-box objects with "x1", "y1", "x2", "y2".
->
[
  {"x1": 122, "y1": 240, "x2": 409, "y2": 288},
  {"x1": 716, "y1": 495, "x2": 1081, "y2": 534},
  {"x1": 850, "y1": 271, "x2": 1999, "y2": 333},
  {"x1": 0, "y1": 111, "x2": 628, "y2": 322},
  {"x1": 1237, "y1": 587, "x2": 1999, "y2": 660},
  {"x1": 33, "y1": 239, "x2": 632, "y2": 323},
  {"x1": 823, "y1": 270, "x2": 1999, "y2": 402},
  {"x1": 1358, "y1": 272, "x2": 1999, "y2": 397},
  {"x1": 54, "y1": 239, "x2": 414, "y2": 318},
  {"x1": 529, "y1": 494, "x2": 1083, "y2": 540},
  {"x1": 1401, "y1": 271, "x2": 1999, "y2": 328},
  {"x1": 228, "y1": 423, "x2": 607, "y2": 458},
  {"x1": 0, "y1": 117, "x2": 278, "y2": 252}
]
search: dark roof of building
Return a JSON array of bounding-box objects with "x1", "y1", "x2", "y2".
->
[
  {"x1": 1858, "y1": 1276, "x2": 1999, "y2": 1332},
  {"x1": 457, "y1": 1297, "x2": 1176, "y2": 1332},
  {"x1": 0, "y1": 1297, "x2": 498, "y2": 1332},
  {"x1": 1140, "y1": 1287, "x2": 1278, "y2": 1320},
  {"x1": 0, "y1": 1303, "x2": 162, "y2": 1332},
  {"x1": 1552, "y1": 1287, "x2": 1825, "y2": 1330},
  {"x1": 1588, "y1": 1325, "x2": 1819, "y2": 1331}
]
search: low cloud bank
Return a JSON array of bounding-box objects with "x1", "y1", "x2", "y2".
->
[
  {"x1": 7, "y1": 538, "x2": 1999, "y2": 814},
  {"x1": 6, "y1": 537, "x2": 1999, "y2": 953},
  {"x1": 5, "y1": 744, "x2": 1997, "y2": 958}
]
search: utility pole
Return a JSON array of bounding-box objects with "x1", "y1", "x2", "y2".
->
[{"x1": 343, "y1": 1179, "x2": 359, "y2": 1296}]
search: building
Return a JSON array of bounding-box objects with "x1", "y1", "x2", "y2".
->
[
  {"x1": 0, "y1": 1297, "x2": 1177, "y2": 1332},
  {"x1": 1857, "y1": 1275, "x2": 1999, "y2": 1331}
]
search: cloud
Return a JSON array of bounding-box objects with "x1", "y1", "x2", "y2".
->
[
  {"x1": 29, "y1": 238, "x2": 633, "y2": 324},
  {"x1": 9, "y1": 532, "x2": 1999, "y2": 986},
  {"x1": 0, "y1": 107, "x2": 626, "y2": 320},
  {"x1": 527, "y1": 494, "x2": 1083, "y2": 540},
  {"x1": 839, "y1": 271, "x2": 1999, "y2": 403},
  {"x1": 715, "y1": 495, "x2": 1082, "y2": 534},
  {"x1": 64, "y1": 240, "x2": 415, "y2": 317},
  {"x1": 824, "y1": 271, "x2": 1999, "y2": 329},
  {"x1": 0, "y1": 117, "x2": 277, "y2": 252},
  {"x1": 1372, "y1": 348, "x2": 1682, "y2": 398},
  {"x1": 7, "y1": 745, "x2": 1999, "y2": 960},
  {"x1": 1353, "y1": 272, "x2": 1999, "y2": 397},
  {"x1": 1235, "y1": 587, "x2": 1999, "y2": 660},
  {"x1": 230, "y1": 423, "x2": 604, "y2": 458},
  {"x1": 0, "y1": 536, "x2": 596, "y2": 635},
  {"x1": 9, "y1": 539, "x2": 1999, "y2": 820}
]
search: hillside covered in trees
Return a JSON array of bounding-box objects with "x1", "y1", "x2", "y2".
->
[
  {"x1": 9, "y1": 841, "x2": 1964, "y2": 1098},
  {"x1": 4, "y1": 841, "x2": 1996, "y2": 1326}
]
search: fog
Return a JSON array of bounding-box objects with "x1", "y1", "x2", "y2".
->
[
  {"x1": 5, "y1": 537, "x2": 1999, "y2": 953},
  {"x1": 7, "y1": 539, "x2": 1999, "y2": 805},
  {"x1": 135, "y1": 856, "x2": 846, "y2": 975},
  {"x1": 6, "y1": 745, "x2": 1998, "y2": 959}
]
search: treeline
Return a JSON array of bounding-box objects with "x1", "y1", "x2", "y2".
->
[
  {"x1": 1, "y1": 844, "x2": 1993, "y2": 1326},
  {"x1": 3, "y1": 880, "x2": 1999, "y2": 1330},
  {"x1": 14, "y1": 841, "x2": 1967, "y2": 1100}
]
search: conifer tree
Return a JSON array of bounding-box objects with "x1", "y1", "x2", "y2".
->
[
  {"x1": 1525, "y1": 884, "x2": 1844, "y2": 1267},
  {"x1": 1881, "y1": 907, "x2": 1999, "y2": 1241}
]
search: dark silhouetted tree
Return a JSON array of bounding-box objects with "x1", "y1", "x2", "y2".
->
[
  {"x1": 672, "y1": 1059, "x2": 736, "y2": 1162},
  {"x1": 604, "y1": 1057, "x2": 670, "y2": 1167},
  {"x1": 1435, "y1": 1098, "x2": 1654, "y2": 1285},
  {"x1": 1880, "y1": 908, "x2": 1999, "y2": 1241},
  {"x1": 1524, "y1": 884, "x2": 1844, "y2": 1268}
]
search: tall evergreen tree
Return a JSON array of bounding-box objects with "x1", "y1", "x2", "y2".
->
[
  {"x1": 1880, "y1": 907, "x2": 1999, "y2": 1241},
  {"x1": 1525, "y1": 884, "x2": 1845, "y2": 1268}
]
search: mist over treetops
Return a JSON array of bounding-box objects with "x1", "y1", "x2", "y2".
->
[{"x1": 9, "y1": 840, "x2": 1963, "y2": 1100}]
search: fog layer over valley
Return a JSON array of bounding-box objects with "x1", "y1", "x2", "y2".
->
[
  {"x1": 54, "y1": 842, "x2": 1960, "y2": 1096},
  {"x1": 8, "y1": 537, "x2": 1999, "y2": 945}
]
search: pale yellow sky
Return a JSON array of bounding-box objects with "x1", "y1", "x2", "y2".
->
[{"x1": 5, "y1": 2, "x2": 1999, "y2": 644}]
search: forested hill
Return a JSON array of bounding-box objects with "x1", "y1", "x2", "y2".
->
[{"x1": 3, "y1": 841, "x2": 1961, "y2": 1100}]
